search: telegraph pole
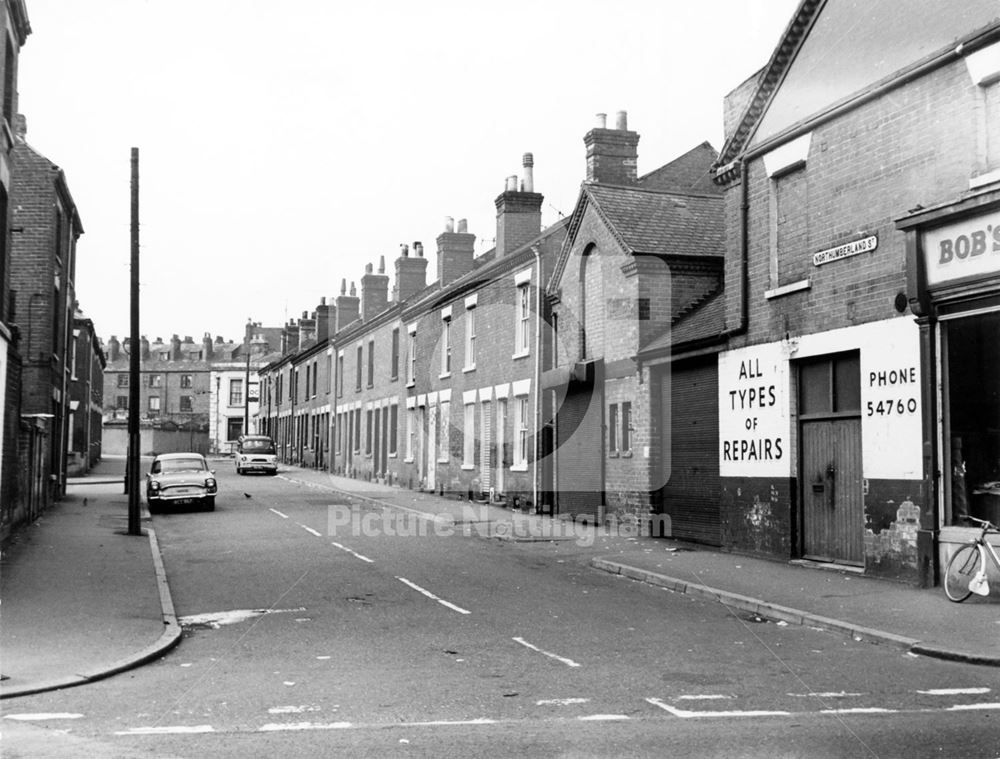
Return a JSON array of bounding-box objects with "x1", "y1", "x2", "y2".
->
[
  {"x1": 244, "y1": 321, "x2": 251, "y2": 435},
  {"x1": 127, "y1": 147, "x2": 141, "y2": 536}
]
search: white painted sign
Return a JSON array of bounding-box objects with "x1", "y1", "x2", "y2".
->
[
  {"x1": 718, "y1": 343, "x2": 791, "y2": 478},
  {"x1": 813, "y1": 235, "x2": 877, "y2": 267},
  {"x1": 923, "y1": 210, "x2": 1000, "y2": 286},
  {"x1": 794, "y1": 318, "x2": 923, "y2": 480},
  {"x1": 858, "y1": 319, "x2": 922, "y2": 480}
]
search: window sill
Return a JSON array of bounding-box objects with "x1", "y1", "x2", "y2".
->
[
  {"x1": 439, "y1": 372, "x2": 451, "y2": 380},
  {"x1": 406, "y1": 381, "x2": 415, "y2": 389},
  {"x1": 608, "y1": 451, "x2": 619, "y2": 458},
  {"x1": 463, "y1": 365, "x2": 476, "y2": 373},
  {"x1": 621, "y1": 449, "x2": 633, "y2": 458},
  {"x1": 512, "y1": 350, "x2": 530, "y2": 360},
  {"x1": 765, "y1": 279, "x2": 811, "y2": 299},
  {"x1": 388, "y1": 452, "x2": 398, "y2": 459},
  {"x1": 404, "y1": 457, "x2": 414, "y2": 464},
  {"x1": 510, "y1": 464, "x2": 528, "y2": 473},
  {"x1": 437, "y1": 458, "x2": 450, "y2": 464},
  {"x1": 461, "y1": 464, "x2": 475, "y2": 471}
]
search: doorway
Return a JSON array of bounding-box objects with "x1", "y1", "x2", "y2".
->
[{"x1": 798, "y1": 352, "x2": 864, "y2": 564}]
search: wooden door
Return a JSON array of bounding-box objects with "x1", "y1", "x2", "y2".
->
[
  {"x1": 801, "y1": 419, "x2": 864, "y2": 563},
  {"x1": 798, "y1": 351, "x2": 863, "y2": 565}
]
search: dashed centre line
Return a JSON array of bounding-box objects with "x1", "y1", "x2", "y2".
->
[
  {"x1": 918, "y1": 687, "x2": 992, "y2": 696},
  {"x1": 512, "y1": 637, "x2": 582, "y2": 668},
  {"x1": 269, "y1": 508, "x2": 289, "y2": 519},
  {"x1": 331, "y1": 541, "x2": 374, "y2": 563},
  {"x1": 396, "y1": 577, "x2": 471, "y2": 615},
  {"x1": 297, "y1": 523, "x2": 322, "y2": 537}
]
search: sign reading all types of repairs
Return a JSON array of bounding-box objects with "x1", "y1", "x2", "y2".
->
[{"x1": 718, "y1": 343, "x2": 790, "y2": 478}]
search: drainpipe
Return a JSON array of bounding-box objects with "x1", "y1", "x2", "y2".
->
[{"x1": 532, "y1": 245, "x2": 542, "y2": 513}]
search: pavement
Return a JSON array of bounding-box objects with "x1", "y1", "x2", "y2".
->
[{"x1": 1, "y1": 459, "x2": 998, "y2": 705}]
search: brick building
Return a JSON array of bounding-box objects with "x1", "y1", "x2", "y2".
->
[
  {"x1": 709, "y1": 0, "x2": 1000, "y2": 585},
  {"x1": 325, "y1": 154, "x2": 567, "y2": 509},
  {"x1": 66, "y1": 310, "x2": 104, "y2": 475},
  {"x1": 547, "y1": 112, "x2": 725, "y2": 536},
  {"x1": 0, "y1": 0, "x2": 29, "y2": 543},
  {"x1": 9, "y1": 112, "x2": 83, "y2": 510}
]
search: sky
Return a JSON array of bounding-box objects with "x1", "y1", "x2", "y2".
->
[{"x1": 16, "y1": 0, "x2": 801, "y2": 345}]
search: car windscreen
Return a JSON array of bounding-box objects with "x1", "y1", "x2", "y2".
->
[
  {"x1": 153, "y1": 458, "x2": 206, "y2": 473},
  {"x1": 241, "y1": 439, "x2": 275, "y2": 454}
]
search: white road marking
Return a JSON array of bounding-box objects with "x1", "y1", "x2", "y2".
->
[
  {"x1": 268, "y1": 705, "x2": 321, "y2": 714},
  {"x1": 536, "y1": 698, "x2": 590, "y2": 706},
  {"x1": 677, "y1": 695, "x2": 733, "y2": 701},
  {"x1": 259, "y1": 722, "x2": 352, "y2": 732},
  {"x1": 297, "y1": 523, "x2": 322, "y2": 537},
  {"x1": 331, "y1": 541, "x2": 374, "y2": 563},
  {"x1": 820, "y1": 708, "x2": 897, "y2": 715},
  {"x1": 646, "y1": 697, "x2": 789, "y2": 719},
  {"x1": 178, "y1": 608, "x2": 307, "y2": 629},
  {"x1": 947, "y1": 703, "x2": 1000, "y2": 711},
  {"x1": 405, "y1": 718, "x2": 497, "y2": 727},
  {"x1": 578, "y1": 714, "x2": 629, "y2": 721},
  {"x1": 396, "y1": 577, "x2": 471, "y2": 615},
  {"x1": 4, "y1": 713, "x2": 84, "y2": 721},
  {"x1": 511, "y1": 637, "x2": 581, "y2": 668},
  {"x1": 269, "y1": 508, "x2": 289, "y2": 519},
  {"x1": 116, "y1": 726, "x2": 215, "y2": 735},
  {"x1": 787, "y1": 692, "x2": 863, "y2": 698},
  {"x1": 918, "y1": 687, "x2": 991, "y2": 696}
]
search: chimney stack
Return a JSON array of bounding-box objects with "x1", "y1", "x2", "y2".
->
[
  {"x1": 282, "y1": 320, "x2": 299, "y2": 355},
  {"x1": 108, "y1": 335, "x2": 120, "y2": 362},
  {"x1": 584, "y1": 109, "x2": 639, "y2": 185},
  {"x1": 361, "y1": 258, "x2": 390, "y2": 321},
  {"x1": 202, "y1": 332, "x2": 214, "y2": 361},
  {"x1": 298, "y1": 310, "x2": 317, "y2": 349},
  {"x1": 315, "y1": 296, "x2": 334, "y2": 342},
  {"x1": 394, "y1": 241, "x2": 428, "y2": 302},
  {"x1": 437, "y1": 217, "x2": 476, "y2": 286},
  {"x1": 495, "y1": 152, "x2": 543, "y2": 257},
  {"x1": 168, "y1": 334, "x2": 180, "y2": 361},
  {"x1": 336, "y1": 279, "x2": 361, "y2": 330}
]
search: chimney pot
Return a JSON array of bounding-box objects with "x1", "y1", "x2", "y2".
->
[
  {"x1": 414, "y1": 242, "x2": 424, "y2": 257},
  {"x1": 378, "y1": 255, "x2": 385, "y2": 274},
  {"x1": 596, "y1": 112, "x2": 607, "y2": 128},
  {"x1": 400, "y1": 243, "x2": 409, "y2": 257},
  {"x1": 522, "y1": 152, "x2": 534, "y2": 193},
  {"x1": 616, "y1": 110, "x2": 628, "y2": 130},
  {"x1": 321, "y1": 296, "x2": 326, "y2": 305},
  {"x1": 350, "y1": 281, "x2": 357, "y2": 297},
  {"x1": 457, "y1": 218, "x2": 468, "y2": 233},
  {"x1": 341, "y1": 278, "x2": 347, "y2": 294},
  {"x1": 445, "y1": 216, "x2": 455, "y2": 233},
  {"x1": 506, "y1": 175, "x2": 518, "y2": 192}
]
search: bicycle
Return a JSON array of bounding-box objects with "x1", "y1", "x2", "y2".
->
[{"x1": 943, "y1": 516, "x2": 1000, "y2": 602}]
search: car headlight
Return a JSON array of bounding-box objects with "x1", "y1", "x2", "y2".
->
[
  {"x1": 149, "y1": 480, "x2": 160, "y2": 492},
  {"x1": 206, "y1": 478, "x2": 217, "y2": 491},
  {"x1": 240, "y1": 455, "x2": 247, "y2": 462}
]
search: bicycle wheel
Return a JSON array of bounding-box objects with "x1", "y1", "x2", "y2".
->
[{"x1": 944, "y1": 543, "x2": 983, "y2": 603}]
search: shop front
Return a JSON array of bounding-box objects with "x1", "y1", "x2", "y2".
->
[{"x1": 898, "y1": 189, "x2": 1000, "y2": 580}]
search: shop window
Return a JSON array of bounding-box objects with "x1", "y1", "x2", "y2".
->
[{"x1": 943, "y1": 312, "x2": 1000, "y2": 526}]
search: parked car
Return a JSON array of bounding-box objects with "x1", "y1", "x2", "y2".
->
[
  {"x1": 235, "y1": 434, "x2": 278, "y2": 475},
  {"x1": 146, "y1": 452, "x2": 218, "y2": 512}
]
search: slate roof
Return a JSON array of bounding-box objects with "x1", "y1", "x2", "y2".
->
[
  {"x1": 637, "y1": 142, "x2": 721, "y2": 196},
  {"x1": 638, "y1": 290, "x2": 726, "y2": 358},
  {"x1": 585, "y1": 184, "x2": 723, "y2": 258}
]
